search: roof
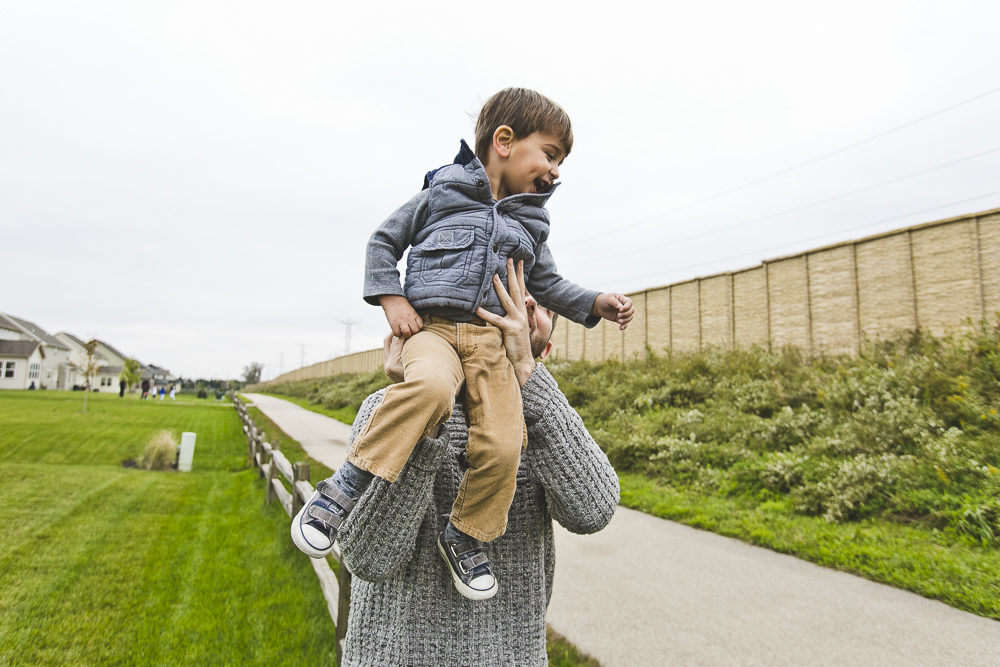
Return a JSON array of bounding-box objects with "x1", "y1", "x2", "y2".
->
[
  {"x1": 96, "y1": 339, "x2": 131, "y2": 363},
  {"x1": 0, "y1": 314, "x2": 69, "y2": 350},
  {"x1": 58, "y1": 332, "x2": 88, "y2": 349},
  {"x1": 0, "y1": 340, "x2": 42, "y2": 358},
  {"x1": 98, "y1": 365, "x2": 123, "y2": 375},
  {"x1": 55, "y1": 332, "x2": 109, "y2": 361}
]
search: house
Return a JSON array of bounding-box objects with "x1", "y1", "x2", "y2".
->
[
  {"x1": 0, "y1": 313, "x2": 75, "y2": 390},
  {"x1": 54, "y1": 332, "x2": 124, "y2": 391},
  {"x1": 0, "y1": 340, "x2": 45, "y2": 390}
]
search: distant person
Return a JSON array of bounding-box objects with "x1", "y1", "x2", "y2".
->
[
  {"x1": 141, "y1": 379, "x2": 150, "y2": 400},
  {"x1": 158, "y1": 385, "x2": 165, "y2": 400},
  {"x1": 292, "y1": 88, "x2": 632, "y2": 602},
  {"x1": 169, "y1": 384, "x2": 176, "y2": 401},
  {"x1": 119, "y1": 379, "x2": 126, "y2": 398}
]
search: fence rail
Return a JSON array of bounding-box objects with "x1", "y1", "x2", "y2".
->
[{"x1": 233, "y1": 394, "x2": 352, "y2": 666}]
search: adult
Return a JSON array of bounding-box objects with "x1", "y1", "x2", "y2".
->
[
  {"x1": 169, "y1": 384, "x2": 176, "y2": 401},
  {"x1": 336, "y1": 263, "x2": 619, "y2": 666},
  {"x1": 141, "y1": 378, "x2": 150, "y2": 400},
  {"x1": 119, "y1": 379, "x2": 126, "y2": 398}
]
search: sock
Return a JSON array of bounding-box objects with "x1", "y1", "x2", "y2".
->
[{"x1": 332, "y1": 461, "x2": 375, "y2": 500}]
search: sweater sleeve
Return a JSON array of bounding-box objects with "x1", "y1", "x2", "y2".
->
[
  {"x1": 526, "y1": 242, "x2": 602, "y2": 328},
  {"x1": 521, "y1": 363, "x2": 620, "y2": 534},
  {"x1": 363, "y1": 189, "x2": 431, "y2": 306},
  {"x1": 336, "y1": 391, "x2": 450, "y2": 582}
]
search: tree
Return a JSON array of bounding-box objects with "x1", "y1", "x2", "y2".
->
[
  {"x1": 80, "y1": 340, "x2": 103, "y2": 413},
  {"x1": 242, "y1": 362, "x2": 263, "y2": 385},
  {"x1": 121, "y1": 357, "x2": 142, "y2": 392}
]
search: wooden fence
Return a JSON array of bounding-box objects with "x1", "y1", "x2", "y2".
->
[{"x1": 233, "y1": 394, "x2": 352, "y2": 666}]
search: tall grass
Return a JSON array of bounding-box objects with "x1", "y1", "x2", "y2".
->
[{"x1": 549, "y1": 319, "x2": 1000, "y2": 544}]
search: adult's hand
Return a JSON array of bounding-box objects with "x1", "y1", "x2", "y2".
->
[
  {"x1": 382, "y1": 333, "x2": 405, "y2": 383},
  {"x1": 476, "y1": 259, "x2": 536, "y2": 388}
]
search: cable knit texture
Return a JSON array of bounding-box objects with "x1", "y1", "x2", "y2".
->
[{"x1": 336, "y1": 363, "x2": 620, "y2": 667}]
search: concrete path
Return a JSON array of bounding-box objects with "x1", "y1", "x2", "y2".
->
[
  {"x1": 548, "y1": 508, "x2": 1000, "y2": 666},
  {"x1": 242, "y1": 393, "x2": 352, "y2": 470},
  {"x1": 243, "y1": 393, "x2": 1000, "y2": 666}
]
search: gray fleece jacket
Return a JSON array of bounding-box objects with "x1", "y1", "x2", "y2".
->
[
  {"x1": 364, "y1": 151, "x2": 601, "y2": 327},
  {"x1": 337, "y1": 363, "x2": 620, "y2": 667}
]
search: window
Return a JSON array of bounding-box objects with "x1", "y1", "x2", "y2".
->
[
  {"x1": 4, "y1": 361, "x2": 15, "y2": 378},
  {"x1": 29, "y1": 363, "x2": 40, "y2": 379}
]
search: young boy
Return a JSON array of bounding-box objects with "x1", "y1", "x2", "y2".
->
[{"x1": 292, "y1": 88, "x2": 633, "y2": 600}]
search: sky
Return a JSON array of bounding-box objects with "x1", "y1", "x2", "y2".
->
[{"x1": 3, "y1": 1, "x2": 1000, "y2": 380}]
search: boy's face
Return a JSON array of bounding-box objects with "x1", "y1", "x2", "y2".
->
[{"x1": 493, "y1": 130, "x2": 566, "y2": 199}]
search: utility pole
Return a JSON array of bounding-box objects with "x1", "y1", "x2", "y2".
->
[
  {"x1": 296, "y1": 343, "x2": 308, "y2": 369},
  {"x1": 336, "y1": 319, "x2": 360, "y2": 356},
  {"x1": 277, "y1": 352, "x2": 285, "y2": 376}
]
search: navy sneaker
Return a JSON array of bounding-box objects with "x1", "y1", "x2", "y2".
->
[
  {"x1": 437, "y1": 522, "x2": 498, "y2": 600},
  {"x1": 291, "y1": 479, "x2": 356, "y2": 558}
]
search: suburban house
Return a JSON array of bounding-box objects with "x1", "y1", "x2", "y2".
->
[
  {"x1": 0, "y1": 313, "x2": 75, "y2": 390},
  {"x1": 0, "y1": 340, "x2": 46, "y2": 390},
  {"x1": 0, "y1": 311, "x2": 177, "y2": 392}
]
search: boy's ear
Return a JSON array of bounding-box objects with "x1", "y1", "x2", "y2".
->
[{"x1": 492, "y1": 125, "x2": 515, "y2": 159}]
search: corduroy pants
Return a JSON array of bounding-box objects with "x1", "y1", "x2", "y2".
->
[{"x1": 347, "y1": 316, "x2": 526, "y2": 542}]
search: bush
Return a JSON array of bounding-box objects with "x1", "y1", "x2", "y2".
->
[
  {"x1": 141, "y1": 430, "x2": 177, "y2": 471},
  {"x1": 197, "y1": 389, "x2": 208, "y2": 399}
]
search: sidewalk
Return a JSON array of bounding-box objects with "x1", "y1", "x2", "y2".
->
[
  {"x1": 242, "y1": 393, "x2": 352, "y2": 470},
  {"x1": 244, "y1": 393, "x2": 1000, "y2": 666}
]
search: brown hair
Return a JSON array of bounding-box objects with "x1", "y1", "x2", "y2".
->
[{"x1": 475, "y1": 88, "x2": 573, "y2": 165}]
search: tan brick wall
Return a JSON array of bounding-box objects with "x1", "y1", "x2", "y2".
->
[
  {"x1": 623, "y1": 290, "x2": 648, "y2": 359},
  {"x1": 671, "y1": 281, "x2": 700, "y2": 352},
  {"x1": 979, "y1": 213, "x2": 1000, "y2": 317},
  {"x1": 646, "y1": 287, "x2": 672, "y2": 353},
  {"x1": 856, "y1": 233, "x2": 917, "y2": 340},
  {"x1": 734, "y1": 267, "x2": 768, "y2": 347},
  {"x1": 807, "y1": 245, "x2": 858, "y2": 354},
  {"x1": 265, "y1": 208, "x2": 1000, "y2": 381},
  {"x1": 584, "y1": 319, "x2": 605, "y2": 362},
  {"x1": 700, "y1": 274, "x2": 734, "y2": 347},
  {"x1": 768, "y1": 257, "x2": 810, "y2": 348},
  {"x1": 911, "y1": 220, "x2": 982, "y2": 336}
]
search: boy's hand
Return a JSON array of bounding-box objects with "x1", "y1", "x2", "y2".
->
[
  {"x1": 591, "y1": 293, "x2": 635, "y2": 330},
  {"x1": 379, "y1": 295, "x2": 423, "y2": 339}
]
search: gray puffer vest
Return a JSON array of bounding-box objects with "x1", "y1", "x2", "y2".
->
[{"x1": 404, "y1": 158, "x2": 557, "y2": 318}]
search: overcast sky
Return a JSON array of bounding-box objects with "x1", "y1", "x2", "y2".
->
[{"x1": 3, "y1": 1, "x2": 1000, "y2": 380}]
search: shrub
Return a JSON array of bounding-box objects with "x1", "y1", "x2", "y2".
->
[
  {"x1": 141, "y1": 430, "x2": 177, "y2": 471},
  {"x1": 197, "y1": 389, "x2": 208, "y2": 399}
]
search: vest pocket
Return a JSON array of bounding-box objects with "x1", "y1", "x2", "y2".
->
[{"x1": 414, "y1": 227, "x2": 476, "y2": 285}]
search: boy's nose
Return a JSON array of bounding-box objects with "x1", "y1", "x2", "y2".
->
[{"x1": 550, "y1": 165, "x2": 559, "y2": 179}]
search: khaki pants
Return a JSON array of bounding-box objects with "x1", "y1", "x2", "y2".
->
[{"x1": 347, "y1": 316, "x2": 526, "y2": 542}]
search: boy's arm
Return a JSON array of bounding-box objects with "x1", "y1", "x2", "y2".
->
[
  {"x1": 528, "y1": 242, "x2": 634, "y2": 330},
  {"x1": 521, "y1": 363, "x2": 620, "y2": 534},
  {"x1": 336, "y1": 390, "x2": 450, "y2": 583},
  {"x1": 363, "y1": 189, "x2": 430, "y2": 306},
  {"x1": 525, "y1": 242, "x2": 602, "y2": 328}
]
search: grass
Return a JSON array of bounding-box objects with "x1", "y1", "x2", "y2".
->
[
  {"x1": 0, "y1": 390, "x2": 337, "y2": 666},
  {"x1": 546, "y1": 626, "x2": 602, "y2": 667}
]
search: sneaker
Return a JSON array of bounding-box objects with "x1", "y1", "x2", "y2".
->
[
  {"x1": 437, "y1": 523, "x2": 498, "y2": 600},
  {"x1": 291, "y1": 479, "x2": 356, "y2": 558}
]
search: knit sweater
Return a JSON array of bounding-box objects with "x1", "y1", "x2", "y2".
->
[{"x1": 336, "y1": 363, "x2": 620, "y2": 667}]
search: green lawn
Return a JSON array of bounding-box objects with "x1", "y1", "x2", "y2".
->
[{"x1": 0, "y1": 391, "x2": 336, "y2": 666}]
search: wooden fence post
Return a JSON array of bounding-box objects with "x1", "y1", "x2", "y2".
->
[
  {"x1": 292, "y1": 461, "x2": 310, "y2": 515},
  {"x1": 265, "y1": 447, "x2": 278, "y2": 504}
]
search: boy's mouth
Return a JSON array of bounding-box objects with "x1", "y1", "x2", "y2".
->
[{"x1": 533, "y1": 178, "x2": 551, "y2": 193}]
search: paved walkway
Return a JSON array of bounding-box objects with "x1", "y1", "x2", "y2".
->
[
  {"x1": 242, "y1": 393, "x2": 352, "y2": 470},
  {"x1": 245, "y1": 393, "x2": 1000, "y2": 666}
]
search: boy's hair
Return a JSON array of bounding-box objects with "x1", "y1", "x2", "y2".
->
[{"x1": 475, "y1": 88, "x2": 573, "y2": 165}]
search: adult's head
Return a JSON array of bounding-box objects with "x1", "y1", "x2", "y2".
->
[{"x1": 524, "y1": 293, "x2": 557, "y2": 361}]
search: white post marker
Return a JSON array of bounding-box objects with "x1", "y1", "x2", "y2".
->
[{"x1": 178, "y1": 432, "x2": 197, "y2": 472}]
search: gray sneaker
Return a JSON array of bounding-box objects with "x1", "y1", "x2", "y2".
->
[
  {"x1": 290, "y1": 479, "x2": 356, "y2": 558},
  {"x1": 437, "y1": 523, "x2": 498, "y2": 600}
]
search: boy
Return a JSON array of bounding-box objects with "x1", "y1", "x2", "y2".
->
[{"x1": 292, "y1": 88, "x2": 632, "y2": 600}]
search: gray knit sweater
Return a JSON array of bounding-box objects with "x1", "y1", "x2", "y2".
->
[{"x1": 336, "y1": 363, "x2": 620, "y2": 667}]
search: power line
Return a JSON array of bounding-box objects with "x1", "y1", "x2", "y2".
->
[
  {"x1": 601, "y1": 188, "x2": 1000, "y2": 289},
  {"x1": 295, "y1": 343, "x2": 308, "y2": 369},
  {"x1": 564, "y1": 145, "x2": 1000, "y2": 269},
  {"x1": 336, "y1": 319, "x2": 360, "y2": 356},
  {"x1": 558, "y1": 84, "x2": 1000, "y2": 250}
]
